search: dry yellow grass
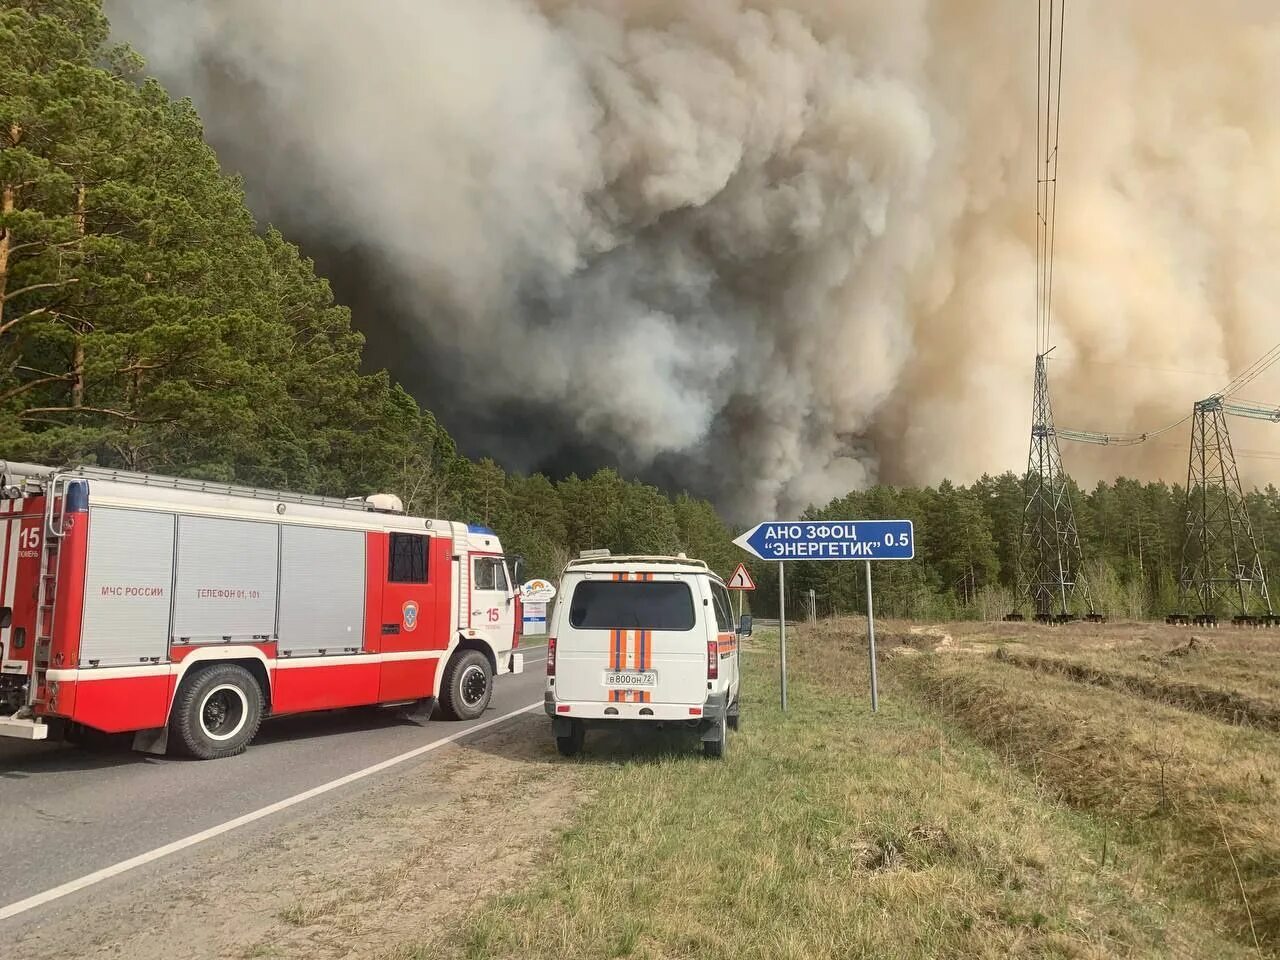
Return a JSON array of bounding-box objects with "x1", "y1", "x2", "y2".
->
[
  {"x1": 409, "y1": 626, "x2": 1252, "y2": 960},
  {"x1": 903, "y1": 651, "x2": 1280, "y2": 952},
  {"x1": 992, "y1": 645, "x2": 1280, "y2": 731}
]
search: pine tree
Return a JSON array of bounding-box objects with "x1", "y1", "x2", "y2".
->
[
  {"x1": 673, "y1": 493, "x2": 736, "y2": 576},
  {"x1": 502, "y1": 473, "x2": 569, "y2": 579},
  {"x1": 462, "y1": 458, "x2": 508, "y2": 528}
]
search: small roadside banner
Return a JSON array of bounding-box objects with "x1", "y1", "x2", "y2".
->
[
  {"x1": 519, "y1": 579, "x2": 557, "y2": 603},
  {"x1": 522, "y1": 600, "x2": 548, "y2": 636}
]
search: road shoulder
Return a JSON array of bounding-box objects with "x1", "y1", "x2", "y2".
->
[{"x1": 13, "y1": 712, "x2": 571, "y2": 960}]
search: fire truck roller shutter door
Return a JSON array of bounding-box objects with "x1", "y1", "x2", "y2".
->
[
  {"x1": 80, "y1": 508, "x2": 175, "y2": 667},
  {"x1": 277, "y1": 525, "x2": 365, "y2": 655},
  {"x1": 173, "y1": 516, "x2": 278, "y2": 641}
]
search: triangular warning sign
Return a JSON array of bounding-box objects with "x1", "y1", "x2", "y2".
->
[{"x1": 727, "y1": 563, "x2": 757, "y2": 591}]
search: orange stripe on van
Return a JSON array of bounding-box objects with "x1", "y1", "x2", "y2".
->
[
  {"x1": 624, "y1": 628, "x2": 634, "y2": 703},
  {"x1": 612, "y1": 627, "x2": 623, "y2": 703},
  {"x1": 606, "y1": 573, "x2": 656, "y2": 703},
  {"x1": 636, "y1": 629, "x2": 644, "y2": 704}
]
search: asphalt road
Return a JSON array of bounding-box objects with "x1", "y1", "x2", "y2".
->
[{"x1": 0, "y1": 645, "x2": 547, "y2": 924}]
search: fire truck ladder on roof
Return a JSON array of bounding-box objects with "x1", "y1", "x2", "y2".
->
[{"x1": 54, "y1": 465, "x2": 384, "y2": 512}]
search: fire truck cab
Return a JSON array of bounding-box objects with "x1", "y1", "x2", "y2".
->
[{"x1": 0, "y1": 462, "x2": 523, "y2": 759}]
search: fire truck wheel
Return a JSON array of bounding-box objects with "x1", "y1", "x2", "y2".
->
[
  {"x1": 171, "y1": 664, "x2": 264, "y2": 760},
  {"x1": 440, "y1": 649, "x2": 493, "y2": 721}
]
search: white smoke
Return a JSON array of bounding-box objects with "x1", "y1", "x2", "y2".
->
[{"x1": 109, "y1": 0, "x2": 1280, "y2": 517}]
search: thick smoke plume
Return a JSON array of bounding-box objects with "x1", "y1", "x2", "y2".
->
[{"x1": 111, "y1": 0, "x2": 1280, "y2": 518}]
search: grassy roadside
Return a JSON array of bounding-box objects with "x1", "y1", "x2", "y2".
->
[
  {"x1": 992, "y1": 645, "x2": 1280, "y2": 731},
  {"x1": 401, "y1": 630, "x2": 1248, "y2": 960},
  {"x1": 903, "y1": 651, "x2": 1280, "y2": 952}
]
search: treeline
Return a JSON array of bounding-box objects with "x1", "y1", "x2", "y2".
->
[
  {"x1": 440, "y1": 461, "x2": 739, "y2": 582},
  {"x1": 746, "y1": 474, "x2": 1280, "y2": 622},
  {"x1": 13, "y1": 3, "x2": 1280, "y2": 619},
  {"x1": 0, "y1": 0, "x2": 734, "y2": 581}
]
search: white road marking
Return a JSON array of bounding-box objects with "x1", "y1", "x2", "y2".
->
[{"x1": 0, "y1": 699, "x2": 544, "y2": 923}]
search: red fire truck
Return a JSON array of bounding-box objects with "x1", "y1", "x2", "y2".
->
[{"x1": 0, "y1": 462, "x2": 523, "y2": 759}]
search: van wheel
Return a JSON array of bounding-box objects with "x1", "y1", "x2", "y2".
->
[
  {"x1": 727, "y1": 698, "x2": 740, "y2": 731},
  {"x1": 703, "y1": 712, "x2": 727, "y2": 759},
  {"x1": 556, "y1": 720, "x2": 585, "y2": 757},
  {"x1": 440, "y1": 649, "x2": 493, "y2": 721},
  {"x1": 171, "y1": 664, "x2": 263, "y2": 760}
]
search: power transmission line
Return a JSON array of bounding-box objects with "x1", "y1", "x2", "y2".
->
[
  {"x1": 1035, "y1": 0, "x2": 1067, "y2": 356},
  {"x1": 1167, "y1": 396, "x2": 1277, "y2": 627},
  {"x1": 1013, "y1": 2, "x2": 1097, "y2": 623},
  {"x1": 1222, "y1": 343, "x2": 1280, "y2": 398},
  {"x1": 1057, "y1": 342, "x2": 1280, "y2": 446},
  {"x1": 1051, "y1": 358, "x2": 1230, "y2": 379},
  {"x1": 1141, "y1": 440, "x2": 1280, "y2": 464}
]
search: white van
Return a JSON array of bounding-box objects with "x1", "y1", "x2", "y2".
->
[{"x1": 544, "y1": 551, "x2": 750, "y2": 759}]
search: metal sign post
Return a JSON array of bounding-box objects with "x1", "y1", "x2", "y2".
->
[
  {"x1": 865, "y1": 560, "x2": 879, "y2": 712},
  {"x1": 778, "y1": 561, "x2": 788, "y2": 712},
  {"x1": 726, "y1": 561, "x2": 756, "y2": 629},
  {"x1": 734, "y1": 519, "x2": 913, "y2": 713}
]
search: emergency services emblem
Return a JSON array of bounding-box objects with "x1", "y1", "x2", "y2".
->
[{"x1": 402, "y1": 600, "x2": 419, "y2": 632}]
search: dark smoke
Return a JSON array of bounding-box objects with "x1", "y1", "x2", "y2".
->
[{"x1": 109, "y1": 0, "x2": 1280, "y2": 518}]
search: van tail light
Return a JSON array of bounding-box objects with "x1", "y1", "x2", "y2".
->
[
  {"x1": 706, "y1": 640, "x2": 718, "y2": 680},
  {"x1": 547, "y1": 637, "x2": 557, "y2": 677}
]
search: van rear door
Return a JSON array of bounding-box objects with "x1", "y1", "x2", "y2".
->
[{"x1": 555, "y1": 572, "x2": 706, "y2": 706}]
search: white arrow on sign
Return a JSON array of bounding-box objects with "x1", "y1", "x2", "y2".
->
[{"x1": 726, "y1": 563, "x2": 756, "y2": 591}]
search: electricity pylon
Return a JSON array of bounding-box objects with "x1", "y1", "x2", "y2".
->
[
  {"x1": 1012, "y1": 352, "x2": 1098, "y2": 622},
  {"x1": 1169, "y1": 396, "x2": 1276, "y2": 626}
]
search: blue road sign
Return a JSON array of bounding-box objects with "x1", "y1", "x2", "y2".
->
[{"x1": 733, "y1": 520, "x2": 914, "y2": 561}]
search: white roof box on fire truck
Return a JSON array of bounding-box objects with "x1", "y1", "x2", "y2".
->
[{"x1": 356, "y1": 493, "x2": 405, "y2": 514}]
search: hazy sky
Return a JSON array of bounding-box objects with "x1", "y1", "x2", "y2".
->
[{"x1": 111, "y1": 0, "x2": 1280, "y2": 517}]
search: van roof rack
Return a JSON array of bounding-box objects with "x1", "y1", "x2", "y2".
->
[{"x1": 565, "y1": 553, "x2": 710, "y2": 571}]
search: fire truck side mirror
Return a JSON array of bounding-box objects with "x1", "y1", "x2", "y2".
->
[{"x1": 0, "y1": 607, "x2": 11, "y2": 629}]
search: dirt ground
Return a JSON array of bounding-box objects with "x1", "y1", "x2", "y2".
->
[
  {"x1": 12, "y1": 713, "x2": 576, "y2": 960},
  {"x1": 827, "y1": 615, "x2": 1280, "y2": 658}
]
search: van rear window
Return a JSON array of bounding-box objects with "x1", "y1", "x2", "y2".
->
[{"x1": 568, "y1": 581, "x2": 695, "y2": 631}]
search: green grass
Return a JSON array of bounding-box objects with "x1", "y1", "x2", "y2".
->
[{"x1": 404, "y1": 631, "x2": 1247, "y2": 960}]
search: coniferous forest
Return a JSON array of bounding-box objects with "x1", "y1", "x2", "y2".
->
[
  {"x1": 754, "y1": 476, "x2": 1280, "y2": 622},
  {"x1": 5, "y1": 1, "x2": 1280, "y2": 619},
  {"x1": 0, "y1": 0, "x2": 739, "y2": 582}
]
